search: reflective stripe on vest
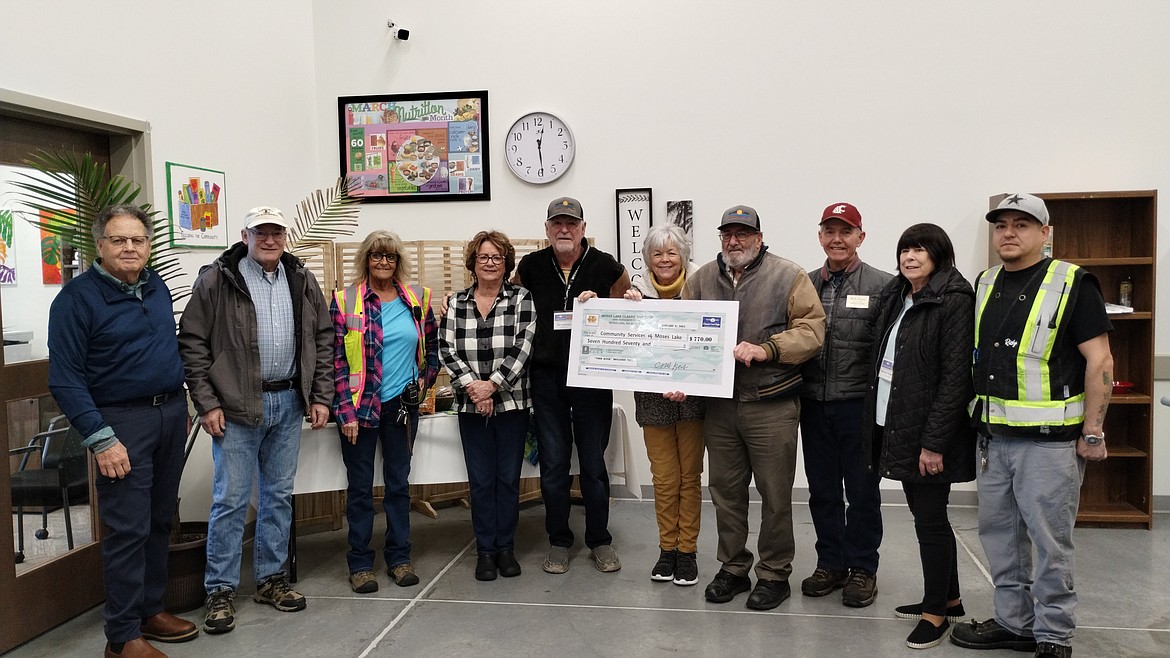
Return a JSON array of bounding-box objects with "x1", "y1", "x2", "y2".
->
[
  {"x1": 335, "y1": 282, "x2": 431, "y2": 407},
  {"x1": 974, "y1": 260, "x2": 1082, "y2": 427}
]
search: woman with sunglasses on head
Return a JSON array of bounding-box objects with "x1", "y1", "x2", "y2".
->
[
  {"x1": 331, "y1": 230, "x2": 438, "y2": 594},
  {"x1": 863, "y1": 223, "x2": 977, "y2": 650},
  {"x1": 439, "y1": 230, "x2": 536, "y2": 581}
]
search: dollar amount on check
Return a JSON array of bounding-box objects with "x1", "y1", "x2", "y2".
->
[{"x1": 566, "y1": 298, "x2": 739, "y2": 398}]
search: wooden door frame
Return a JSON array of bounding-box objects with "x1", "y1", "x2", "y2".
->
[{"x1": 0, "y1": 88, "x2": 152, "y2": 653}]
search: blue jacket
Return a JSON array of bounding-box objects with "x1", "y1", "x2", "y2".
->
[{"x1": 48, "y1": 266, "x2": 185, "y2": 438}]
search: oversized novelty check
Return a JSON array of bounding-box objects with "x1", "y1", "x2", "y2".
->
[{"x1": 566, "y1": 298, "x2": 739, "y2": 398}]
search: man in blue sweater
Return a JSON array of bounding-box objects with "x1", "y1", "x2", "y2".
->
[{"x1": 48, "y1": 205, "x2": 198, "y2": 658}]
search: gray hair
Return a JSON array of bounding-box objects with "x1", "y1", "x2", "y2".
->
[
  {"x1": 642, "y1": 224, "x2": 691, "y2": 264},
  {"x1": 93, "y1": 204, "x2": 153, "y2": 244}
]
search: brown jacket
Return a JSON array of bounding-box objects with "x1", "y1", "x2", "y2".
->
[
  {"x1": 178, "y1": 243, "x2": 334, "y2": 427},
  {"x1": 685, "y1": 246, "x2": 825, "y2": 401}
]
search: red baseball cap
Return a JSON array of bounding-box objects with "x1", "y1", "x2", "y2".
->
[{"x1": 820, "y1": 202, "x2": 862, "y2": 229}]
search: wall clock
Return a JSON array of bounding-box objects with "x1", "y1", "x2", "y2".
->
[{"x1": 505, "y1": 111, "x2": 575, "y2": 184}]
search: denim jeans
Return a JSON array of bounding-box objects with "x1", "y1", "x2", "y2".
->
[
  {"x1": 205, "y1": 389, "x2": 303, "y2": 594},
  {"x1": 95, "y1": 396, "x2": 187, "y2": 643},
  {"x1": 531, "y1": 367, "x2": 613, "y2": 549},
  {"x1": 458, "y1": 409, "x2": 528, "y2": 555},
  {"x1": 800, "y1": 398, "x2": 883, "y2": 574},
  {"x1": 340, "y1": 397, "x2": 417, "y2": 572}
]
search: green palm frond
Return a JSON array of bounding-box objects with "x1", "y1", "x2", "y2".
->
[
  {"x1": 288, "y1": 177, "x2": 362, "y2": 261},
  {"x1": 10, "y1": 149, "x2": 191, "y2": 301}
]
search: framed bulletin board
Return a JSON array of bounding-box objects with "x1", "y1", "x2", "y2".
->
[{"x1": 338, "y1": 90, "x2": 491, "y2": 203}]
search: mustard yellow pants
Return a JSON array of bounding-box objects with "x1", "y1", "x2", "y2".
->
[{"x1": 642, "y1": 419, "x2": 705, "y2": 553}]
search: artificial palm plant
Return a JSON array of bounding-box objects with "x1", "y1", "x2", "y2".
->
[
  {"x1": 11, "y1": 149, "x2": 364, "y2": 299},
  {"x1": 10, "y1": 149, "x2": 190, "y2": 299}
]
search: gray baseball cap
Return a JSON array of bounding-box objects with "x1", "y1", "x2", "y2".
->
[
  {"x1": 986, "y1": 193, "x2": 1049, "y2": 226},
  {"x1": 718, "y1": 205, "x2": 761, "y2": 231},
  {"x1": 547, "y1": 196, "x2": 584, "y2": 222}
]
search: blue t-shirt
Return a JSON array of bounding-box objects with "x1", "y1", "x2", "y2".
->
[{"x1": 380, "y1": 297, "x2": 419, "y2": 401}]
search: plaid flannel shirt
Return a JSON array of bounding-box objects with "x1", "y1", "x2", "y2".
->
[
  {"x1": 439, "y1": 281, "x2": 536, "y2": 413},
  {"x1": 331, "y1": 281, "x2": 439, "y2": 427}
]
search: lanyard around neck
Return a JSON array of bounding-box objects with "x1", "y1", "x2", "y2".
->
[{"x1": 552, "y1": 244, "x2": 590, "y2": 311}]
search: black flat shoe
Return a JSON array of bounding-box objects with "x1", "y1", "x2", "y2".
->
[
  {"x1": 497, "y1": 550, "x2": 521, "y2": 578},
  {"x1": 475, "y1": 554, "x2": 498, "y2": 581},
  {"x1": 745, "y1": 579, "x2": 791, "y2": 610},
  {"x1": 704, "y1": 569, "x2": 751, "y2": 603}
]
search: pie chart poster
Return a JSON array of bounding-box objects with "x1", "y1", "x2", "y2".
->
[{"x1": 338, "y1": 90, "x2": 490, "y2": 203}]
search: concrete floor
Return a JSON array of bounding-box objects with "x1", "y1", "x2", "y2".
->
[{"x1": 8, "y1": 499, "x2": 1169, "y2": 657}]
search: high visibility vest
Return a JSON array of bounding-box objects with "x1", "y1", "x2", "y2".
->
[
  {"x1": 973, "y1": 260, "x2": 1084, "y2": 429},
  {"x1": 335, "y1": 281, "x2": 431, "y2": 406}
]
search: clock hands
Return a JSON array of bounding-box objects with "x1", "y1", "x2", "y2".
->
[{"x1": 536, "y1": 128, "x2": 544, "y2": 168}]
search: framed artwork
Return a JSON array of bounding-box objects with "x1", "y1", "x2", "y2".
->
[
  {"x1": 616, "y1": 188, "x2": 652, "y2": 290},
  {"x1": 338, "y1": 90, "x2": 491, "y2": 203},
  {"x1": 665, "y1": 199, "x2": 694, "y2": 248},
  {"x1": 166, "y1": 162, "x2": 228, "y2": 248}
]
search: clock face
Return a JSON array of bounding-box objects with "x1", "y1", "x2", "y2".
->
[{"x1": 505, "y1": 111, "x2": 575, "y2": 184}]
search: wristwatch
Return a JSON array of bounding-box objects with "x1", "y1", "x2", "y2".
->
[{"x1": 1081, "y1": 433, "x2": 1104, "y2": 446}]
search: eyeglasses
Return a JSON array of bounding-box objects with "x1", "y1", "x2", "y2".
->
[
  {"x1": 247, "y1": 228, "x2": 286, "y2": 240},
  {"x1": 719, "y1": 230, "x2": 758, "y2": 243},
  {"x1": 369, "y1": 252, "x2": 398, "y2": 263},
  {"x1": 102, "y1": 235, "x2": 150, "y2": 248},
  {"x1": 475, "y1": 254, "x2": 504, "y2": 264}
]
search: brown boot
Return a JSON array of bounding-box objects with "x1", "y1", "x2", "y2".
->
[
  {"x1": 140, "y1": 611, "x2": 198, "y2": 642},
  {"x1": 104, "y1": 637, "x2": 166, "y2": 658}
]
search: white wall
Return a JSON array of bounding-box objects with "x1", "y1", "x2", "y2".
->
[
  {"x1": 0, "y1": 0, "x2": 321, "y2": 518},
  {"x1": 310, "y1": 0, "x2": 1170, "y2": 499},
  {"x1": 1, "y1": 0, "x2": 1167, "y2": 501}
]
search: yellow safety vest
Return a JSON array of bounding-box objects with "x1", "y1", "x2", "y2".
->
[
  {"x1": 335, "y1": 281, "x2": 432, "y2": 406},
  {"x1": 973, "y1": 260, "x2": 1084, "y2": 428}
]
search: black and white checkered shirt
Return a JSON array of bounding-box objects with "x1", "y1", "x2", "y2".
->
[{"x1": 439, "y1": 281, "x2": 536, "y2": 413}]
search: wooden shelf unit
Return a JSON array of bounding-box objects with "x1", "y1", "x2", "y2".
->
[{"x1": 989, "y1": 190, "x2": 1157, "y2": 529}]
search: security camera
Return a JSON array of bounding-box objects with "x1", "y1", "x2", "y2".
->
[{"x1": 387, "y1": 20, "x2": 410, "y2": 41}]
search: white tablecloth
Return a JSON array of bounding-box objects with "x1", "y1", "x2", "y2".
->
[{"x1": 293, "y1": 403, "x2": 641, "y2": 499}]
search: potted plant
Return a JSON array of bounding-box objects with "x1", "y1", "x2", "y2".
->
[{"x1": 11, "y1": 148, "x2": 363, "y2": 611}]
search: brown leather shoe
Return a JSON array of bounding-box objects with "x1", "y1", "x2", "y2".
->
[
  {"x1": 140, "y1": 611, "x2": 199, "y2": 643},
  {"x1": 104, "y1": 637, "x2": 167, "y2": 658}
]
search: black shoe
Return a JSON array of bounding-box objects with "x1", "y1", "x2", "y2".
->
[
  {"x1": 1035, "y1": 641, "x2": 1072, "y2": 658},
  {"x1": 475, "y1": 554, "x2": 498, "y2": 581},
  {"x1": 950, "y1": 618, "x2": 1037, "y2": 651},
  {"x1": 672, "y1": 551, "x2": 699, "y2": 587},
  {"x1": 906, "y1": 619, "x2": 951, "y2": 649},
  {"x1": 894, "y1": 601, "x2": 966, "y2": 623},
  {"x1": 745, "y1": 579, "x2": 791, "y2": 610},
  {"x1": 497, "y1": 550, "x2": 522, "y2": 578},
  {"x1": 704, "y1": 569, "x2": 751, "y2": 603},
  {"x1": 651, "y1": 549, "x2": 677, "y2": 582},
  {"x1": 842, "y1": 569, "x2": 877, "y2": 608},
  {"x1": 801, "y1": 567, "x2": 849, "y2": 597}
]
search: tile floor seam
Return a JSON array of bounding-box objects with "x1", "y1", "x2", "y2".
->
[{"x1": 356, "y1": 537, "x2": 476, "y2": 658}]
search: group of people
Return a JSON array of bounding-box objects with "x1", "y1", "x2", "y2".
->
[{"x1": 46, "y1": 191, "x2": 1111, "y2": 658}]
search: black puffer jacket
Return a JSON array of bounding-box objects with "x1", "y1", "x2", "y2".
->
[{"x1": 862, "y1": 265, "x2": 976, "y2": 483}]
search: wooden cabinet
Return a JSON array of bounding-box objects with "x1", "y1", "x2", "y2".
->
[{"x1": 988, "y1": 190, "x2": 1156, "y2": 528}]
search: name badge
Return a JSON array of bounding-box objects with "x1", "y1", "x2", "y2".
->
[
  {"x1": 879, "y1": 358, "x2": 894, "y2": 382},
  {"x1": 846, "y1": 295, "x2": 870, "y2": 309},
  {"x1": 553, "y1": 311, "x2": 573, "y2": 330}
]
